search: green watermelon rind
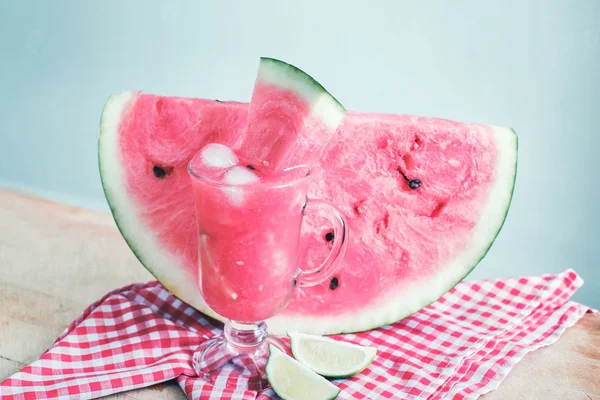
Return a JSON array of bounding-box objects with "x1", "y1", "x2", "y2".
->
[
  {"x1": 98, "y1": 92, "x2": 146, "y2": 267},
  {"x1": 98, "y1": 91, "x2": 518, "y2": 336},
  {"x1": 258, "y1": 57, "x2": 347, "y2": 130}
]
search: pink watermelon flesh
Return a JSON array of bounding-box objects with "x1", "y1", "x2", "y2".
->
[
  {"x1": 241, "y1": 58, "x2": 346, "y2": 172},
  {"x1": 99, "y1": 91, "x2": 517, "y2": 335}
]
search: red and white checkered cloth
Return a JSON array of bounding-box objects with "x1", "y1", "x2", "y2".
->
[{"x1": 0, "y1": 269, "x2": 592, "y2": 400}]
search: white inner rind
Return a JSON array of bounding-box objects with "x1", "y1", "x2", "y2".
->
[
  {"x1": 100, "y1": 92, "x2": 518, "y2": 336},
  {"x1": 258, "y1": 58, "x2": 346, "y2": 131}
]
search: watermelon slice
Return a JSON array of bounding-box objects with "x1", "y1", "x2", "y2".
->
[
  {"x1": 99, "y1": 92, "x2": 517, "y2": 335},
  {"x1": 241, "y1": 57, "x2": 346, "y2": 171}
]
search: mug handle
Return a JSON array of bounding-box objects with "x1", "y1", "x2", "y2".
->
[{"x1": 295, "y1": 199, "x2": 348, "y2": 288}]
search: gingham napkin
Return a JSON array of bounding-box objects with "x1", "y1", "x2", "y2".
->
[{"x1": 0, "y1": 269, "x2": 591, "y2": 400}]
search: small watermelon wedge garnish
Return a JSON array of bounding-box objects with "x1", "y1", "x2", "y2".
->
[
  {"x1": 98, "y1": 61, "x2": 517, "y2": 335},
  {"x1": 240, "y1": 57, "x2": 346, "y2": 171}
]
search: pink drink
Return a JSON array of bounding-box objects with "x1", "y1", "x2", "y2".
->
[{"x1": 190, "y1": 165, "x2": 309, "y2": 323}]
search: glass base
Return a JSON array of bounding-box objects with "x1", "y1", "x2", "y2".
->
[{"x1": 192, "y1": 321, "x2": 288, "y2": 391}]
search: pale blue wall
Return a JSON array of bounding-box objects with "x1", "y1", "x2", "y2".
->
[{"x1": 1, "y1": 1, "x2": 598, "y2": 308}]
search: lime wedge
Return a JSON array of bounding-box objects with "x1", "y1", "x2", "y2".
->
[
  {"x1": 266, "y1": 345, "x2": 341, "y2": 400},
  {"x1": 288, "y1": 332, "x2": 377, "y2": 378}
]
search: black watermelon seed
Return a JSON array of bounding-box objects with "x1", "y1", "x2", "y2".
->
[
  {"x1": 215, "y1": 99, "x2": 223, "y2": 103},
  {"x1": 329, "y1": 277, "x2": 339, "y2": 290},
  {"x1": 325, "y1": 232, "x2": 335, "y2": 242},
  {"x1": 293, "y1": 277, "x2": 297, "y2": 287},
  {"x1": 409, "y1": 179, "x2": 422, "y2": 190},
  {"x1": 153, "y1": 166, "x2": 166, "y2": 179},
  {"x1": 246, "y1": 164, "x2": 256, "y2": 170}
]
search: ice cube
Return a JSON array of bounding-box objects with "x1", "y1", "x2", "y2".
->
[
  {"x1": 198, "y1": 143, "x2": 238, "y2": 169},
  {"x1": 223, "y1": 166, "x2": 260, "y2": 185},
  {"x1": 222, "y1": 166, "x2": 259, "y2": 205}
]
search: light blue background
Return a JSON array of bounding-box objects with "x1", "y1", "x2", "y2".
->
[{"x1": 1, "y1": 1, "x2": 598, "y2": 308}]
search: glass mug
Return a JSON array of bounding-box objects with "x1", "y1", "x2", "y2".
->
[{"x1": 188, "y1": 162, "x2": 348, "y2": 390}]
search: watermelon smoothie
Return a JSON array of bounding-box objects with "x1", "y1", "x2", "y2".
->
[
  {"x1": 189, "y1": 166, "x2": 304, "y2": 322},
  {"x1": 189, "y1": 157, "x2": 347, "y2": 324}
]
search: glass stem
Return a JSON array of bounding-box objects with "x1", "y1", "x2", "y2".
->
[{"x1": 224, "y1": 321, "x2": 268, "y2": 354}]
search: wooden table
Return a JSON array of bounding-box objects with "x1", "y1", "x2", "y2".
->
[{"x1": 1, "y1": 190, "x2": 598, "y2": 399}]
